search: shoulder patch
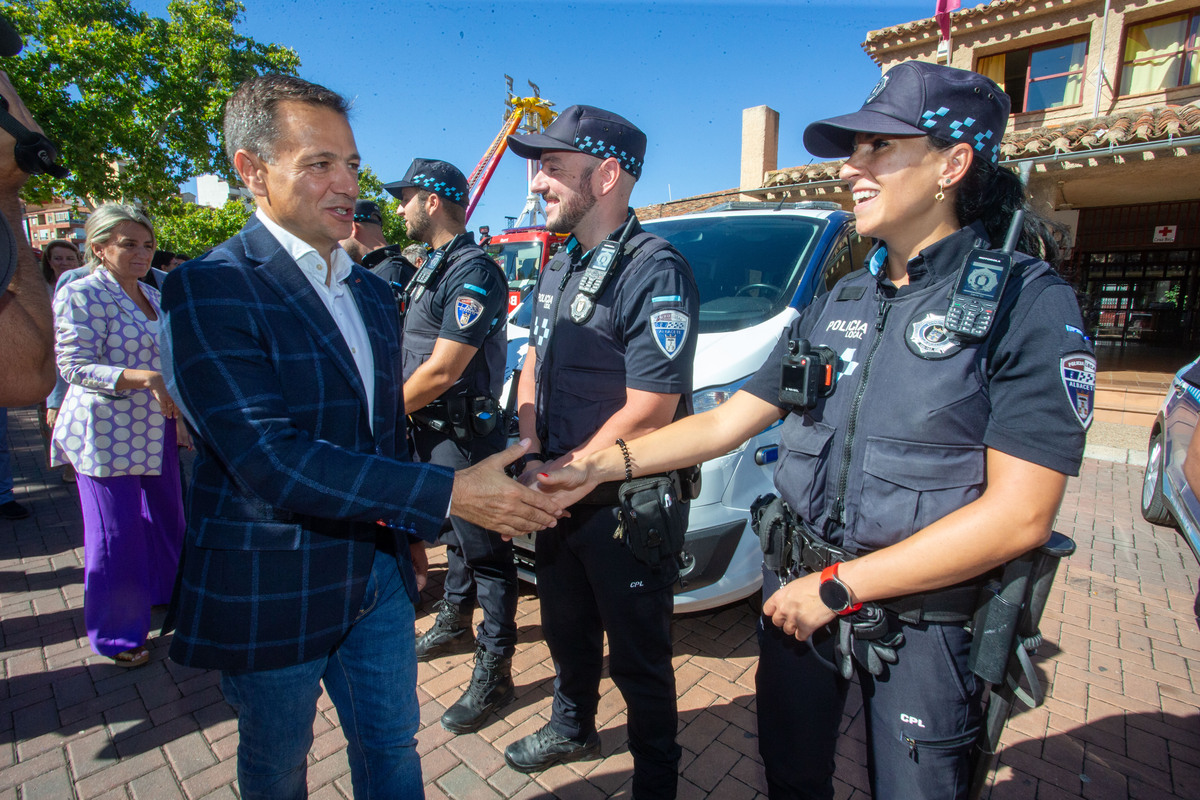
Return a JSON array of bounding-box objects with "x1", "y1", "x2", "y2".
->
[
  {"x1": 650, "y1": 309, "x2": 689, "y2": 359},
  {"x1": 455, "y1": 296, "x2": 485, "y2": 329},
  {"x1": 906, "y1": 311, "x2": 962, "y2": 360},
  {"x1": 1061, "y1": 354, "x2": 1096, "y2": 428}
]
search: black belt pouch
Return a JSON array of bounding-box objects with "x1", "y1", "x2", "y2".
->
[{"x1": 618, "y1": 476, "x2": 686, "y2": 567}]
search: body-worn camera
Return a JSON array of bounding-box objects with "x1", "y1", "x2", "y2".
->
[{"x1": 779, "y1": 339, "x2": 838, "y2": 412}]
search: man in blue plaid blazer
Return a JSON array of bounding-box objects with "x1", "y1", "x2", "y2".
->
[{"x1": 160, "y1": 75, "x2": 561, "y2": 800}]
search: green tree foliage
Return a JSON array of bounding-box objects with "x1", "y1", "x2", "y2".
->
[
  {"x1": 151, "y1": 197, "x2": 249, "y2": 258},
  {"x1": 1, "y1": 0, "x2": 299, "y2": 206},
  {"x1": 150, "y1": 166, "x2": 411, "y2": 258}
]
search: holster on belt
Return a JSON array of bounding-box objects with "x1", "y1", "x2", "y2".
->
[
  {"x1": 749, "y1": 495, "x2": 907, "y2": 678},
  {"x1": 411, "y1": 396, "x2": 500, "y2": 443}
]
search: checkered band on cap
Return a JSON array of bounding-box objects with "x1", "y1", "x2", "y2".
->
[
  {"x1": 920, "y1": 107, "x2": 1000, "y2": 163},
  {"x1": 409, "y1": 173, "x2": 466, "y2": 204},
  {"x1": 573, "y1": 135, "x2": 643, "y2": 177}
]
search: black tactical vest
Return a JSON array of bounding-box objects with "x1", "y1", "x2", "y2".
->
[
  {"x1": 775, "y1": 241, "x2": 1051, "y2": 554},
  {"x1": 401, "y1": 237, "x2": 506, "y2": 402}
]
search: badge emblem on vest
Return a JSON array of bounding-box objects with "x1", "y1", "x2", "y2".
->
[
  {"x1": 455, "y1": 296, "x2": 485, "y2": 329},
  {"x1": 570, "y1": 293, "x2": 595, "y2": 324},
  {"x1": 906, "y1": 311, "x2": 961, "y2": 359},
  {"x1": 1060, "y1": 354, "x2": 1096, "y2": 428},
  {"x1": 651, "y1": 309, "x2": 689, "y2": 359}
]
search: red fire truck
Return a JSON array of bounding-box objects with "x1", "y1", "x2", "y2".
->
[{"x1": 484, "y1": 227, "x2": 567, "y2": 314}]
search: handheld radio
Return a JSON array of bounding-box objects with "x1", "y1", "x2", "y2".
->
[
  {"x1": 569, "y1": 213, "x2": 636, "y2": 324},
  {"x1": 944, "y1": 210, "x2": 1024, "y2": 340}
]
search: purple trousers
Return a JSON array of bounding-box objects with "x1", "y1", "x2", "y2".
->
[{"x1": 75, "y1": 424, "x2": 185, "y2": 656}]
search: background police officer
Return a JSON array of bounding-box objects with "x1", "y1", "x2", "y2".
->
[
  {"x1": 503, "y1": 106, "x2": 699, "y2": 799},
  {"x1": 383, "y1": 158, "x2": 515, "y2": 734},
  {"x1": 539, "y1": 65, "x2": 1093, "y2": 800},
  {"x1": 339, "y1": 199, "x2": 389, "y2": 264}
]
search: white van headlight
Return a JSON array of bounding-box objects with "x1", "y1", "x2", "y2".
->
[{"x1": 693, "y1": 378, "x2": 748, "y2": 414}]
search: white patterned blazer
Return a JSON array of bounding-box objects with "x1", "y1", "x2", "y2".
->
[{"x1": 51, "y1": 267, "x2": 169, "y2": 477}]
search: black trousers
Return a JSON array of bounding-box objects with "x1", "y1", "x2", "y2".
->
[
  {"x1": 756, "y1": 569, "x2": 983, "y2": 800},
  {"x1": 535, "y1": 503, "x2": 681, "y2": 799},
  {"x1": 412, "y1": 425, "x2": 517, "y2": 656}
]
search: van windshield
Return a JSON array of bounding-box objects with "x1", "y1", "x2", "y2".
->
[
  {"x1": 486, "y1": 241, "x2": 543, "y2": 284},
  {"x1": 645, "y1": 215, "x2": 825, "y2": 333}
]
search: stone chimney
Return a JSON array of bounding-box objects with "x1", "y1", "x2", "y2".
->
[{"x1": 740, "y1": 105, "x2": 779, "y2": 199}]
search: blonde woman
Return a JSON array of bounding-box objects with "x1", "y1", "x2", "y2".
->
[{"x1": 52, "y1": 203, "x2": 185, "y2": 668}]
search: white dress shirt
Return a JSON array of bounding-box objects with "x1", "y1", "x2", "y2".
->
[{"x1": 255, "y1": 208, "x2": 376, "y2": 428}]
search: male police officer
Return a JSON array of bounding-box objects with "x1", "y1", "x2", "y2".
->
[
  {"x1": 384, "y1": 158, "x2": 516, "y2": 733},
  {"x1": 505, "y1": 106, "x2": 699, "y2": 798},
  {"x1": 340, "y1": 199, "x2": 389, "y2": 264}
]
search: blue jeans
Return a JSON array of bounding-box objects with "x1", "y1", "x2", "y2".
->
[
  {"x1": 220, "y1": 549, "x2": 423, "y2": 800},
  {"x1": 0, "y1": 408, "x2": 13, "y2": 505}
]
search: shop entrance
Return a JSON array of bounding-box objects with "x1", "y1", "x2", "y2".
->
[{"x1": 1074, "y1": 202, "x2": 1200, "y2": 348}]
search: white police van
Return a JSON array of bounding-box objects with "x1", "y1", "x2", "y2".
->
[{"x1": 504, "y1": 201, "x2": 870, "y2": 612}]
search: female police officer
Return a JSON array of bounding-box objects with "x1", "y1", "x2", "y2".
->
[{"x1": 537, "y1": 62, "x2": 1094, "y2": 799}]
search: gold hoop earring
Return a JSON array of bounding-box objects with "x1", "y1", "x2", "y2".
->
[{"x1": 935, "y1": 182, "x2": 947, "y2": 204}]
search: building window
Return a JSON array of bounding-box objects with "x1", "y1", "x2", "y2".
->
[
  {"x1": 1120, "y1": 13, "x2": 1200, "y2": 95},
  {"x1": 54, "y1": 211, "x2": 68, "y2": 222},
  {"x1": 978, "y1": 37, "x2": 1088, "y2": 113}
]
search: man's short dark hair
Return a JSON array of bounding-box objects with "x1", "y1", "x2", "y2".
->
[{"x1": 223, "y1": 74, "x2": 350, "y2": 168}]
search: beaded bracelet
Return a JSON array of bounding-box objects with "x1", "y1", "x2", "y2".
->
[{"x1": 615, "y1": 438, "x2": 633, "y2": 482}]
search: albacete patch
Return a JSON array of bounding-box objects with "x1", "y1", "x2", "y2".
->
[
  {"x1": 1061, "y1": 354, "x2": 1096, "y2": 428},
  {"x1": 906, "y1": 311, "x2": 961, "y2": 360},
  {"x1": 651, "y1": 309, "x2": 689, "y2": 359},
  {"x1": 455, "y1": 296, "x2": 485, "y2": 329}
]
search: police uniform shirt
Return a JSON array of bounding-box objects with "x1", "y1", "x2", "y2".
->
[
  {"x1": 531, "y1": 220, "x2": 699, "y2": 457},
  {"x1": 743, "y1": 222, "x2": 1093, "y2": 549},
  {"x1": 401, "y1": 235, "x2": 507, "y2": 400}
]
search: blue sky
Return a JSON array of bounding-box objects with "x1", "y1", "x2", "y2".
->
[{"x1": 146, "y1": 0, "x2": 987, "y2": 230}]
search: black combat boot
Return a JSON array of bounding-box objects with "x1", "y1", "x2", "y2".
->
[
  {"x1": 414, "y1": 599, "x2": 474, "y2": 661},
  {"x1": 441, "y1": 647, "x2": 515, "y2": 733},
  {"x1": 503, "y1": 722, "x2": 601, "y2": 773}
]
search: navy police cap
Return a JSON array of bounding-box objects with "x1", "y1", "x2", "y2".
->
[
  {"x1": 353, "y1": 200, "x2": 383, "y2": 226},
  {"x1": 384, "y1": 159, "x2": 469, "y2": 207},
  {"x1": 803, "y1": 61, "x2": 1010, "y2": 164},
  {"x1": 507, "y1": 104, "x2": 647, "y2": 180}
]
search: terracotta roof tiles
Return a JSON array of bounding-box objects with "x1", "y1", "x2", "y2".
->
[{"x1": 862, "y1": 0, "x2": 1047, "y2": 61}]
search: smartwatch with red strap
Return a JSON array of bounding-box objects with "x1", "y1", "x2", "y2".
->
[{"x1": 818, "y1": 562, "x2": 862, "y2": 616}]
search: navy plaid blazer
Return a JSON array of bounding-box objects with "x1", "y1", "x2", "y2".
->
[{"x1": 161, "y1": 217, "x2": 453, "y2": 671}]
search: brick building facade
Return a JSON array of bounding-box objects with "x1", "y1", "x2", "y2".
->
[{"x1": 22, "y1": 200, "x2": 87, "y2": 250}]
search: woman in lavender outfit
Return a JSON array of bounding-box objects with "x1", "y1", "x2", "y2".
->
[{"x1": 52, "y1": 203, "x2": 186, "y2": 668}]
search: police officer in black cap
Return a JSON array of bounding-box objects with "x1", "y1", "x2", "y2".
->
[
  {"x1": 502, "y1": 105, "x2": 698, "y2": 798},
  {"x1": 539, "y1": 63, "x2": 1094, "y2": 799},
  {"x1": 340, "y1": 199, "x2": 388, "y2": 264},
  {"x1": 383, "y1": 158, "x2": 515, "y2": 734}
]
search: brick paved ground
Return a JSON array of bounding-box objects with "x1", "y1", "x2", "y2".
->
[{"x1": 1, "y1": 404, "x2": 1197, "y2": 799}]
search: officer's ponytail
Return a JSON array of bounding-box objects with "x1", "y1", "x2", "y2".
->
[{"x1": 928, "y1": 136, "x2": 1061, "y2": 266}]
